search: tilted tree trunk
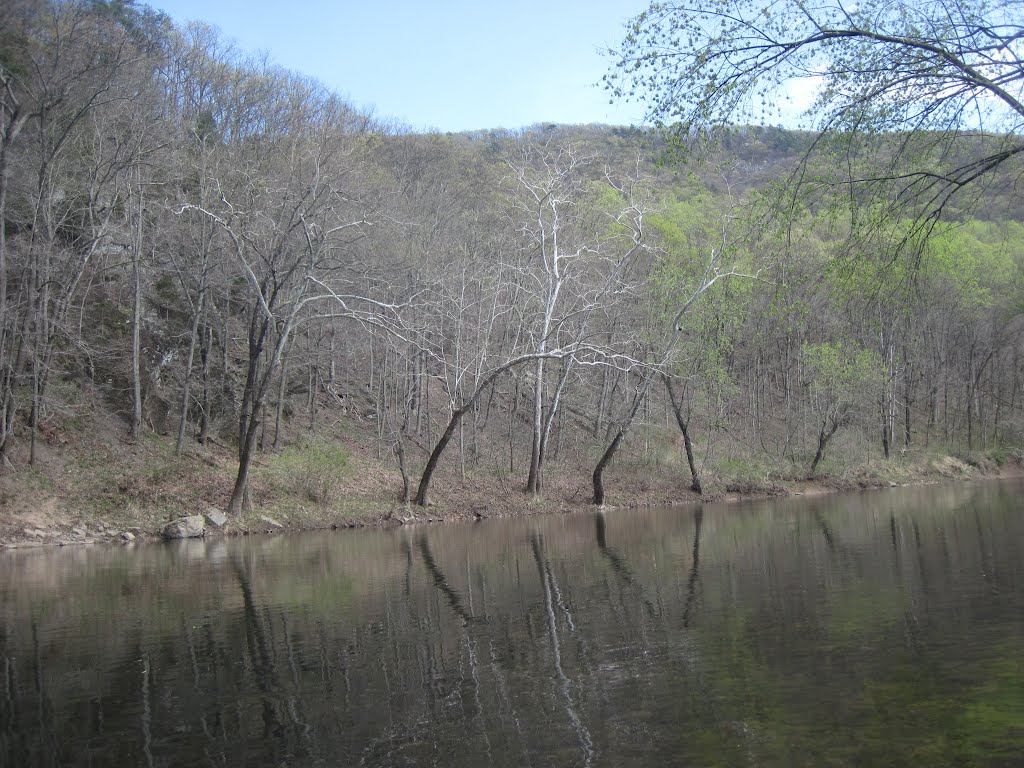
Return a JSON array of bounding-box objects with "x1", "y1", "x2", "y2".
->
[
  {"x1": 663, "y1": 373, "x2": 702, "y2": 494},
  {"x1": 592, "y1": 375, "x2": 650, "y2": 507},
  {"x1": 416, "y1": 352, "x2": 562, "y2": 507},
  {"x1": 808, "y1": 416, "x2": 840, "y2": 479},
  {"x1": 593, "y1": 249, "x2": 735, "y2": 505}
]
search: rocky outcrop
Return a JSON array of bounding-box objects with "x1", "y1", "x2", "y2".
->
[
  {"x1": 204, "y1": 508, "x2": 228, "y2": 529},
  {"x1": 161, "y1": 515, "x2": 205, "y2": 539}
]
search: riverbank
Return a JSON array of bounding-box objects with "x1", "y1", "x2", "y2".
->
[{"x1": 2, "y1": 417, "x2": 1020, "y2": 549}]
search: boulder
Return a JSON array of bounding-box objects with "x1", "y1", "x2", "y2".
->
[
  {"x1": 162, "y1": 515, "x2": 205, "y2": 539},
  {"x1": 204, "y1": 508, "x2": 228, "y2": 528}
]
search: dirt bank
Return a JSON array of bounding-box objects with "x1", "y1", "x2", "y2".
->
[{"x1": 2, "y1": 429, "x2": 1019, "y2": 550}]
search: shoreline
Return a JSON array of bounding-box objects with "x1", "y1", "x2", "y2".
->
[{"x1": 3, "y1": 462, "x2": 1020, "y2": 551}]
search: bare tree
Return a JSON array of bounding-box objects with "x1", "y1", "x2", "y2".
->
[
  {"x1": 506, "y1": 139, "x2": 649, "y2": 496},
  {"x1": 180, "y1": 68, "x2": 377, "y2": 514},
  {"x1": 592, "y1": 206, "x2": 752, "y2": 505}
]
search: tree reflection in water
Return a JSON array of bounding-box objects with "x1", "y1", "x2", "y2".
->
[{"x1": 1, "y1": 479, "x2": 1023, "y2": 767}]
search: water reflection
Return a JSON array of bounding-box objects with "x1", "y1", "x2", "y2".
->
[{"x1": 2, "y1": 480, "x2": 1023, "y2": 767}]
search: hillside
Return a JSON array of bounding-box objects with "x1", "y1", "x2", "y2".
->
[{"x1": 1, "y1": 2, "x2": 1022, "y2": 545}]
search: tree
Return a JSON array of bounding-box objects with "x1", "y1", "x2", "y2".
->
[
  {"x1": 0, "y1": 0, "x2": 164, "y2": 465},
  {"x1": 802, "y1": 341, "x2": 883, "y2": 477},
  {"x1": 591, "y1": 202, "x2": 751, "y2": 506},
  {"x1": 663, "y1": 372, "x2": 703, "y2": 493},
  {"x1": 505, "y1": 139, "x2": 648, "y2": 496},
  {"x1": 606, "y1": 0, "x2": 1024, "y2": 245},
  {"x1": 181, "y1": 66, "x2": 378, "y2": 516}
]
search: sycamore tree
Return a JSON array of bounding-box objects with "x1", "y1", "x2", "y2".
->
[{"x1": 605, "y1": 0, "x2": 1024, "y2": 249}]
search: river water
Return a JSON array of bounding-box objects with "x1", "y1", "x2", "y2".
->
[{"x1": 2, "y1": 479, "x2": 1022, "y2": 767}]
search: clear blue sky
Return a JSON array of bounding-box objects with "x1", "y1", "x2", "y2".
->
[{"x1": 153, "y1": 0, "x2": 653, "y2": 132}]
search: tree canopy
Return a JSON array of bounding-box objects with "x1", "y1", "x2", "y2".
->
[{"x1": 606, "y1": 0, "x2": 1024, "y2": 231}]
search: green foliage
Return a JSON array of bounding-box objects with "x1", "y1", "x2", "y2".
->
[
  {"x1": 153, "y1": 274, "x2": 179, "y2": 305},
  {"x1": 921, "y1": 220, "x2": 1023, "y2": 311},
  {"x1": 606, "y1": 0, "x2": 1023, "y2": 278},
  {"x1": 269, "y1": 436, "x2": 351, "y2": 506},
  {"x1": 802, "y1": 342, "x2": 883, "y2": 402},
  {"x1": 648, "y1": 183, "x2": 753, "y2": 335}
]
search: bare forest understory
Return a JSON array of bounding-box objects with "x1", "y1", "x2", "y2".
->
[
  {"x1": 2, "y1": 3, "x2": 1023, "y2": 549},
  {"x1": 1, "y1": 379, "x2": 1021, "y2": 549}
]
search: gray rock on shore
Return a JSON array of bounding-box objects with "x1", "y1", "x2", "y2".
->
[
  {"x1": 162, "y1": 515, "x2": 205, "y2": 539},
  {"x1": 204, "y1": 508, "x2": 228, "y2": 528}
]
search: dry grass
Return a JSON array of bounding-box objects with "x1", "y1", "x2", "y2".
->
[{"x1": 1, "y1": 384, "x2": 1019, "y2": 547}]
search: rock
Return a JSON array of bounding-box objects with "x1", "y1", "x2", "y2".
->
[
  {"x1": 162, "y1": 515, "x2": 205, "y2": 539},
  {"x1": 23, "y1": 528, "x2": 40, "y2": 538},
  {"x1": 120, "y1": 531, "x2": 136, "y2": 542},
  {"x1": 258, "y1": 515, "x2": 283, "y2": 529},
  {"x1": 72, "y1": 526, "x2": 86, "y2": 537},
  {"x1": 204, "y1": 508, "x2": 228, "y2": 528}
]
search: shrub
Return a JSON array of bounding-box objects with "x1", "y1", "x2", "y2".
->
[{"x1": 272, "y1": 437, "x2": 350, "y2": 505}]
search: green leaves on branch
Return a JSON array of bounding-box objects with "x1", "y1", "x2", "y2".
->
[
  {"x1": 608, "y1": 0, "x2": 1024, "y2": 140},
  {"x1": 606, "y1": 0, "x2": 1024, "y2": 256},
  {"x1": 802, "y1": 341, "x2": 884, "y2": 419}
]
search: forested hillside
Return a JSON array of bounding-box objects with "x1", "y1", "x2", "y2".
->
[{"x1": 1, "y1": 2, "x2": 1022, "y2": 534}]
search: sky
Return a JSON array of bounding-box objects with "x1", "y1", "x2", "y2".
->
[{"x1": 152, "y1": 0, "x2": 654, "y2": 133}]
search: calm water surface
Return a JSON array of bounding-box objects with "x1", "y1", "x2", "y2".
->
[{"x1": 2, "y1": 480, "x2": 1023, "y2": 767}]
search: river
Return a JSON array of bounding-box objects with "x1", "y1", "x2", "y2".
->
[{"x1": 2, "y1": 479, "x2": 1022, "y2": 767}]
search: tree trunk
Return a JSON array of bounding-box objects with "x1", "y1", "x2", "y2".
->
[
  {"x1": 229, "y1": 313, "x2": 269, "y2": 515},
  {"x1": 417, "y1": 355, "x2": 547, "y2": 506},
  {"x1": 525, "y1": 356, "x2": 545, "y2": 495},
  {"x1": 664, "y1": 374, "x2": 702, "y2": 494},
  {"x1": 415, "y1": 406, "x2": 466, "y2": 507},
  {"x1": 808, "y1": 418, "x2": 839, "y2": 479},
  {"x1": 592, "y1": 380, "x2": 649, "y2": 505},
  {"x1": 130, "y1": 185, "x2": 144, "y2": 442},
  {"x1": 537, "y1": 358, "x2": 572, "y2": 482},
  {"x1": 175, "y1": 292, "x2": 205, "y2": 455},
  {"x1": 198, "y1": 324, "x2": 212, "y2": 444},
  {"x1": 395, "y1": 439, "x2": 411, "y2": 505},
  {"x1": 228, "y1": 418, "x2": 259, "y2": 516}
]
